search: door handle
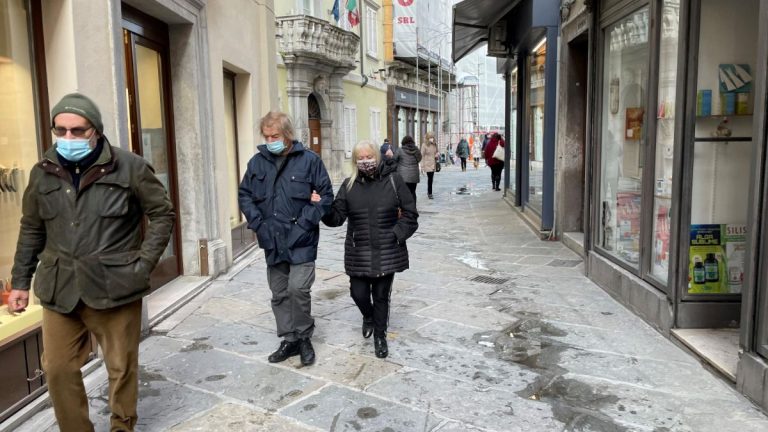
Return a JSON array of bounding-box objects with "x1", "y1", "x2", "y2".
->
[{"x1": 27, "y1": 368, "x2": 45, "y2": 382}]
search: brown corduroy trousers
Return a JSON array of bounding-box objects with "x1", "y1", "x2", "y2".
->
[{"x1": 42, "y1": 300, "x2": 142, "y2": 432}]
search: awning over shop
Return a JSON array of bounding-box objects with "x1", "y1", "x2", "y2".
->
[
  {"x1": 452, "y1": 0, "x2": 560, "y2": 63},
  {"x1": 451, "y1": 0, "x2": 519, "y2": 62}
]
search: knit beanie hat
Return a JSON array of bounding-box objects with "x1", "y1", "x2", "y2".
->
[{"x1": 51, "y1": 93, "x2": 104, "y2": 134}]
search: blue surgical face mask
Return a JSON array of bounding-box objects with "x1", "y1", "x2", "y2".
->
[
  {"x1": 56, "y1": 137, "x2": 94, "y2": 162},
  {"x1": 266, "y1": 140, "x2": 285, "y2": 154}
]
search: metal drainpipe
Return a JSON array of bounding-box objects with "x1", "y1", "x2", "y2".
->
[{"x1": 360, "y1": 2, "x2": 368, "y2": 88}]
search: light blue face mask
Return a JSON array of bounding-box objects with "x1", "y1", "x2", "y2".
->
[
  {"x1": 266, "y1": 140, "x2": 285, "y2": 154},
  {"x1": 56, "y1": 137, "x2": 94, "y2": 162}
]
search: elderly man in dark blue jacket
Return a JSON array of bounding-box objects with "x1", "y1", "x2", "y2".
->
[{"x1": 238, "y1": 111, "x2": 333, "y2": 366}]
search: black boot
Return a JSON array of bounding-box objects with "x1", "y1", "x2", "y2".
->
[
  {"x1": 362, "y1": 317, "x2": 374, "y2": 339},
  {"x1": 268, "y1": 340, "x2": 299, "y2": 363},
  {"x1": 374, "y1": 336, "x2": 388, "y2": 358}
]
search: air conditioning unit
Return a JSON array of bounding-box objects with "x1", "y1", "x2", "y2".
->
[{"x1": 487, "y1": 22, "x2": 509, "y2": 58}]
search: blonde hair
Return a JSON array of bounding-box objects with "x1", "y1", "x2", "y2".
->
[
  {"x1": 259, "y1": 111, "x2": 295, "y2": 142},
  {"x1": 347, "y1": 140, "x2": 380, "y2": 191},
  {"x1": 423, "y1": 132, "x2": 436, "y2": 149}
]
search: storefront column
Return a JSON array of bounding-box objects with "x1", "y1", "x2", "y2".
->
[{"x1": 328, "y1": 71, "x2": 347, "y2": 182}]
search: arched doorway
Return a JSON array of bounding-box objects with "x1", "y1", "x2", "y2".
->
[{"x1": 308, "y1": 94, "x2": 322, "y2": 155}]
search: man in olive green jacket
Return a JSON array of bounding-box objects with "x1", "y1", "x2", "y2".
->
[{"x1": 7, "y1": 93, "x2": 174, "y2": 432}]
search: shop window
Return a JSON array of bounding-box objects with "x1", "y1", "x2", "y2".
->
[
  {"x1": 0, "y1": 0, "x2": 46, "y2": 416},
  {"x1": 599, "y1": 7, "x2": 650, "y2": 267},
  {"x1": 510, "y1": 68, "x2": 517, "y2": 197},
  {"x1": 651, "y1": 0, "x2": 681, "y2": 282},
  {"x1": 528, "y1": 39, "x2": 546, "y2": 212},
  {"x1": 685, "y1": 0, "x2": 758, "y2": 297}
]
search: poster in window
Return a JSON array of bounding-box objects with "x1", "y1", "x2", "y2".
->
[{"x1": 625, "y1": 107, "x2": 644, "y2": 140}]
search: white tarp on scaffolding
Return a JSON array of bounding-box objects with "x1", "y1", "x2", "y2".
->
[{"x1": 393, "y1": 0, "x2": 454, "y2": 67}]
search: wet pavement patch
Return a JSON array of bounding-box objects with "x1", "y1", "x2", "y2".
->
[
  {"x1": 357, "y1": 407, "x2": 379, "y2": 419},
  {"x1": 180, "y1": 340, "x2": 214, "y2": 352},
  {"x1": 475, "y1": 319, "x2": 628, "y2": 431}
]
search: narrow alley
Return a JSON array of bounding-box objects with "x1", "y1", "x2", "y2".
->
[{"x1": 15, "y1": 165, "x2": 768, "y2": 432}]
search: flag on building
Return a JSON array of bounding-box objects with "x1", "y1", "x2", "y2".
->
[
  {"x1": 339, "y1": 0, "x2": 359, "y2": 30},
  {"x1": 332, "y1": 0, "x2": 340, "y2": 23}
]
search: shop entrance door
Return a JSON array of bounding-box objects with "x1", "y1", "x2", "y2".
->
[
  {"x1": 122, "y1": 6, "x2": 181, "y2": 288},
  {"x1": 673, "y1": 0, "x2": 759, "y2": 380}
]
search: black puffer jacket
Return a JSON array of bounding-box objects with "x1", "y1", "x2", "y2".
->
[{"x1": 322, "y1": 159, "x2": 418, "y2": 277}]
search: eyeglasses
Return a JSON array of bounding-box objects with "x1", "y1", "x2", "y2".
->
[{"x1": 51, "y1": 126, "x2": 93, "y2": 138}]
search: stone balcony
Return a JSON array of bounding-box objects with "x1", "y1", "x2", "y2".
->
[{"x1": 276, "y1": 15, "x2": 360, "y2": 69}]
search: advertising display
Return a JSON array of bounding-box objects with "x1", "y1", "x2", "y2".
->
[{"x1": 688, "y1": 224, "x2": 746, "y2": 294}]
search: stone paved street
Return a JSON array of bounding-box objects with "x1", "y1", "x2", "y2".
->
[{"x1": 14, "y1": 163, "x2": 768, "y2": 431}]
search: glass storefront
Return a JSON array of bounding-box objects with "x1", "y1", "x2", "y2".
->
[
  {"x1": 0, "y1": 0, "x2": 46, "y2": 419},
  {"x1": 685, "y1": 0, "x2": 758, "y2": 297},
  {"x1": 0, "y1": 0, "x2": 43, "y2": 343},
  {"x1": 527, "y1": 40, "x2": 546, "y2": 212},
  {"x1": 509, "y1": 68, "x2": 517, "y2": 196},
  {"x1": 651, "y1": 0, "x2": 681, "y2": 282},
  {"x1": 598, "y1": 7, "x2": 650, "y2": 266}
]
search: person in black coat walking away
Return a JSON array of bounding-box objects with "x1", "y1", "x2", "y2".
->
[
  {"x1": 484, "y1": 133, "x2": 505, "y2": 191},
  {"x1": 317, "y1": 140, "x2": 418, "y2": 358},
  {"x1": 394, "y1": 135, "x2": 422, "y2": 205}
]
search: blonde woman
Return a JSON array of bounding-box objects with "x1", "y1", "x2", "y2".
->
[
  {"x1": 317, "y1": 140, "x2": 418, "y2": 358},
  {"x1": 420, "y1": 132, "x2": 439, "y2": 199}
]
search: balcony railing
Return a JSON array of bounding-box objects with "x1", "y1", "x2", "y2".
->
[{"x1": 276, "y1": 15, "x2": 360, "y2": 69}]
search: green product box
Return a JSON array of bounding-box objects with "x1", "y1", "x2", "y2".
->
[{"x1": 688, "y1": 224, "x2": 727, "y2": 294}]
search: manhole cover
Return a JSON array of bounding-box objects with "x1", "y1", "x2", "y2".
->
[{"x1": 470, "y1": 275, "x2": 509, "y2": 285}]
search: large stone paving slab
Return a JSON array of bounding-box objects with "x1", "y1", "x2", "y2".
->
[
  {"x1": 169, "y1": 402, "x2": 316, "y2": 432},
  {"x1": 279, "y1": 385, "x2": 443, "y2": 431},
  {"x1": 145, "y1": 348, "x2": 325, "y2": 411}
]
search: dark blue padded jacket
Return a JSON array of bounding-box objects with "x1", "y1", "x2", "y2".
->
[{"x1": 238, "y1": 141, "x2": 333, "y2": 265}]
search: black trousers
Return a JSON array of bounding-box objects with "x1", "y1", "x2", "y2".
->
[
  {"x1": 349, "y1": 274, "x2": 395, "y2": 337},
  {"x1": 406, "y1": 182, "x2": 417, "y2": 204},
  {"x1": 490, "y1": 164, "x2": 503, "y2": 188},
  {"x1": 426, "y1": 171, "x2": 434, "y2": 195},
  {"x1": 460, "y1": 157, "x2": 467, "y2": 170}
]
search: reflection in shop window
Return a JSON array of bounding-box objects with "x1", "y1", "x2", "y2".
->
[
  {"x1": 599, "y1": 7, "x2": 650, "y2": 267},
  {"x1": 0, "y1": 0, "x2": 43, "y2": 345},
  {"x1": 528, "y1": 39, "x2": 546, "y2": 212}
]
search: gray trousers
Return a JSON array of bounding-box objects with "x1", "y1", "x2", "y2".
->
[{"x1": 267, "y1": 261, "x2": 316, "y2": 341}]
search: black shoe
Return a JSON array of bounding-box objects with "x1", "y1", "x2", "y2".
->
[
  {"x1": 268, "y1": 340, "x2": 299, "y2": 363},
  {"x1": 362, "y1": 317, "x2": 374, "y2": 339},
  {"x1": 428, "y1": 194, "x2": 434, "y2": 200},
  {"x1": 298, "y1": 338, "x2": 315, "y2": 365},
  {"x1": 374, "y1": 336, "x2": 388, "y2": 358}
]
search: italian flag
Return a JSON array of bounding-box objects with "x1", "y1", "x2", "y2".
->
[{"x1": 340, "y1": 0, "x2": 359, "y2": 30}]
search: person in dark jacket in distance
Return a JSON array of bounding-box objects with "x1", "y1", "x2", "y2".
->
[
  {"x1": 484, "y1": 133, "x2": 505, "y2": 191},
  {"x1": 9, "y1": 93, "x2": 175, "y2": 431},
  {"x1": 317, "y1": 140, "x2": 418, "y2": 358},
  {"x1": 238, "y1": 111, "x2": 333, "y2": 367},
  {"x1": 394, "y1": 135, "x2": 422, "y2": 205},
  {"x1": 456, "y1": 137, "x2": 470, "y2": 171}
]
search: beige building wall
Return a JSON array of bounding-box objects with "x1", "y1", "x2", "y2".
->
[{"x1": 206, "y1": 0, "x2": 278, "y2": 263}]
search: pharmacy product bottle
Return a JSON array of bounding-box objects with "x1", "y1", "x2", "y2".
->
[
  {"x1": 693, "y1": 257, "x2": 706, "y2": 284},
  {"x1": 704, "y1": 253, "x2": 719, "y2": 282}
]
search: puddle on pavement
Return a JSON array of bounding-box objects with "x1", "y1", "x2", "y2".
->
[
  {"x1": 452, "y1": 251, "x2": 489, "y2": 270},
  {"x1": 180, "y1": 340, "x2": 214, "y2": 352},
  {"x1": 474, "y1": 318, "x2": 628, "y2": 431},
  {"x1": 454, "y1": 185, "x2": 479, "y2": 195},
  {"x1": 317, "y1": 288, "x2": 348, "y2": 300}
]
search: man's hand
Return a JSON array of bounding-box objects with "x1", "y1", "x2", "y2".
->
[
  {"x1": 7, "y1": 289, "x2": 29, "y2": 313},
  {"x1": 310, "y1": 190, "x2": 321, "y2": 203}
]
